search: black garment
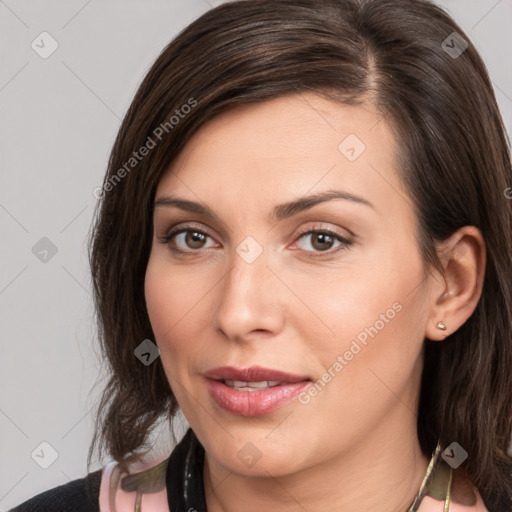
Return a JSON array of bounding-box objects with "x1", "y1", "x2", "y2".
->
[
  {"x1": 167, "y1": 427, "x2": 207, "y2": 511},
  {"x1": 8, "y1": 469, "x2": 102, "y2": 512}
]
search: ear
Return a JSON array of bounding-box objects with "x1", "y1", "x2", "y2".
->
[{"x1": 425, "y1": 226, "x2": 486, "y2": 341}]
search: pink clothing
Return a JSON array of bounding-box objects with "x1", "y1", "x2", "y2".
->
[
  {"x1": 99, "y1": 457, "x2": 170, "y2": 512},
  {"x1": 417, "y1": 495, "x2": 488, "y2": 511}
]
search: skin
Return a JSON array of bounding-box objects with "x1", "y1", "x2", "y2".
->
[{"x1": 144, "y1": 92, "x2": 486, "y2": 511}]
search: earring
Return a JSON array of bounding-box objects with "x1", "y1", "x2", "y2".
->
[{"x1": 436, "y1": 321, "x2": 447, "y2": 331}]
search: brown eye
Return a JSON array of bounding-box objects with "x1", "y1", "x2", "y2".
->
[
  {"x1": 295, "y1": 229, "x2": 352, "y2": 257},
  {"x1": 160, "y1": 226, "x2": 217, "y2": 254},
  {"x1": 310, "y1": 232, "x2": 335, "y2": 251},
  {"x1": 184, "y1": 231, "x2": 208, "y2": 249}
]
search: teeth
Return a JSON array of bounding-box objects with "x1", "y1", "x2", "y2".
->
[{"x1": 224, "y1": 380, "x2": 282, "y2": 390}]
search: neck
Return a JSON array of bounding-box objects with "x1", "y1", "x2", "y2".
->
[{"x1": 203, "y1": 411, "x2": 430, "y2": 512}]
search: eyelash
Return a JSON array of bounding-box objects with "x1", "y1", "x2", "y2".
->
[{"x1": 158, "y1": 223, "x2": 353, "y2": 258}]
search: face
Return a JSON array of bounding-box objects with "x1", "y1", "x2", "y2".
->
[{"x1": 145, "y1": 93, "x2": 431, "y2": 478}]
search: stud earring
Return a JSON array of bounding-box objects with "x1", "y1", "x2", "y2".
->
[{"x1": 436, "y1": 321, "x2": 447, "y2": 331}]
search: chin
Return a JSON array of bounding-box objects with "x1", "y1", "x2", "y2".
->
[{"x1": 200, "y1": 423, "x2": 309, "y2": 477}]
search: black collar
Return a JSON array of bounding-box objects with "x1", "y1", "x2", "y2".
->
[{"x1": 166, "y1": 428, "x2": 207, "y2": 512}]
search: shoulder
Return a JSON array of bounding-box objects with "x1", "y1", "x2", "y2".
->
[
  {"x1": 418, "y1": 496, "x2": 489, "y2": 511},
  {"x1": 8, "y1": 454, "x2": 172, "y2": 512},
  {"x1": 8, "y1": 470, "x2": 102, "y2": 512},
  {"x1": 449, "y1": 472, "x2": 490, "y2": 512},
  {"x1": 448, "y1": 495, "x2": 491, "y2": 512},
  {"x1": 418, "y1": 485, "x2": 491, "y2": 512},
  {"x1": 98, "y1": 456, "x2": 170, "y2": 512}
]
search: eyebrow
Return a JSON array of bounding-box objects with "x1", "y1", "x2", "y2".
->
[{"x1": 154, "y1": 190, "x2": 374, "y2": 222}]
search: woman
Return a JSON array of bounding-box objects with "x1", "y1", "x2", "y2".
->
[{"x1": 10, "y1": 0, "x2": 512, "y2": 510}]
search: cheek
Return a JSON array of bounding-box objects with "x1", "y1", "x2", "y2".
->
[
  {"x1": 340, "y1": 250, "x2": 427, "y2": 389},
  {"x1": 144, "y1": 261, "x2": 190, "y2": 412},
  {"x1": 145, "y1": 260, "x2": 170, "y2": 339},
  {"x1": 317, "y1": 243, "x2": 424, "y2": 339},
  {"x1": 311, "y1": 241, "x2": 427, "y2": 382},
  {"x1": 144, "y1": 255, "x2": 214, "y2": 366},
  {"x1": 144, "y1": 257, "x2": 188, "y2": 357}
]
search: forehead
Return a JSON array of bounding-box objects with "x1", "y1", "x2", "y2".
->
[{"x1": 156, "y1": 93, "x2": 407, "y2": 219}]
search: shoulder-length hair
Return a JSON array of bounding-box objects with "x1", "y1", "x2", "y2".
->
[{"x1": 88, "y1": 0, "x2": 512, "y2": 508}]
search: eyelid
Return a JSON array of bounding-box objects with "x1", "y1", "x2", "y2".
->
[{"x1": 293, "y1": 222, "x2": 352, "y2": 241}]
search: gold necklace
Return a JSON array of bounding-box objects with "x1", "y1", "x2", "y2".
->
[{"x1": 408, "y1": 442, "x2": 453, "y2": 512}]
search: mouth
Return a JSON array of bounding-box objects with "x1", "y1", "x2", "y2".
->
[
  {"x1": 222, "y1": 379, "x2": 283, "y2": 391},
  {"x1": 203, "y1": 365, "x2": 310, "y2": 383},
  {"x1": 203, "y1": 366, "x2": 312, "y2": 416}
]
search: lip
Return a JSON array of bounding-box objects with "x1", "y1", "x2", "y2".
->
[
  {"x1": 204, "y1": 365, "x2": 310, "y2": 383},
  {"x1": 204, "y1": 365, "x2": 311, "y2": 417}
]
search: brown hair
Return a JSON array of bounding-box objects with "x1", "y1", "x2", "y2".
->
[{"x1": 87, "y1": 0, "x2": 512, "y2": 508}]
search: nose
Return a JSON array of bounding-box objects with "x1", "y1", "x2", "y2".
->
[{"x1": 212, "y1": 245, "x2": 286, "y2": 342}]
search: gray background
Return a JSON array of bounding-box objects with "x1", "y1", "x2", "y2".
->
[{"x1": 1, "y1": 0, "x2": 511, "y2": 509}]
